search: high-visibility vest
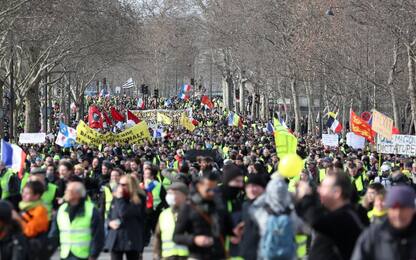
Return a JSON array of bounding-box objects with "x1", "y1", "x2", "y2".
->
[
  {"x1": 296, "y1": 234, "x2": 308, "y2": 258},
  {"x1": 57, "y1": 201, "x2": 94, "y2": 259},
  {"x1": 41, "y1": 183, "x2": 57, "y2": 219},
  {"x1": 103, "y1": 186, "x2": 113, "y2": 219},
  {"x1": 20, "y1": 172, "x2": 30, "y2": 193},
  {"x1": 159, "y1": 208, "x2": 189, "y2": 258},
  {"x1": 0, "y1": 169, "x2": 15, "y2": 199},
  {"x1": 353, "y1": 174, "x2": 364, "y2": 193},
  {"x1": 152, "y1": 182, "x2": 162, "y2": 210},
  {"x1": 319, "y1": 169, "x2": 326, "y2": 183}
]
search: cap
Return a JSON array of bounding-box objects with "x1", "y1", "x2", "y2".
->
[
  {"x1": 385, "y1": 185, "x2": 416, "y2": 208},
  {"x1": 53, "y1": 155, "x2": 60, "y2": 161},
  {"x1": 0, "y1": 201, "x2": 12, "y2": 223},
  {"x1": 168, "y1": 182, "x2": 189, "y2": 195}
]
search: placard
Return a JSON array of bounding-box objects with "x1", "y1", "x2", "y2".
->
[
  {"x1": 377, "y1": 134, "x2": 416, "y2": 156},
  {"x1": 372, "y1": 110, "x2": 393, "y2": 140},
  {"x1": 346, "y1": 132, "x2": 365, "y2": 149},
  {"x1": 322, "y1": 134, "x2": 339, "y2": 147},
  {"x1": 19, "y1": 133, "x2": 46, "y2": 144}
]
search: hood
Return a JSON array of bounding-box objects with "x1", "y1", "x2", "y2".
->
[{"x1": 254, "y1": 177, "x2": 292, "y2": 214}]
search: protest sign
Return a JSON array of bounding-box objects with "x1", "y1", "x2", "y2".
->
[
  {"x1": 19, "y1": 133, "x2": 46, "y2": 144},
  {"x1": 346, "y1": 132, "x2": 365, "y2": 149},
  {"x1": 377, "y1": 134, "x2": 416, "y2": 156},
  {"x1": 372, "y1": 110, "x2": 393, "y2": 140},
  {"x1": 76, "y1": 120, "x2": 151, "y2": 146},
  {"x1": 322, "y1": 134, "x2": 339, "y2": 147},
  {"x1": 131, "y1": 109, "x2": 184, "y2": 125}
]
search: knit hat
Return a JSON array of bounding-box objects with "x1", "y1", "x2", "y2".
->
[
  {"x1": 246, "y1": 174, "x2": 268, "y2": 188},
  {"x1": 0, "y1": 201, "x2": 12, "y2": 223},
  {"x1": 30, "y1": 167, "x2": 46, "y2": 175},
  {"x1": 385, "y1": 185, "x2": 416, "y2": 209},
  {"x1": 168, "y1": 182, "x2": 189, "y2": 195},
  {"x1": 222, "y1": 164, "x2": 243, "y2": 185}
]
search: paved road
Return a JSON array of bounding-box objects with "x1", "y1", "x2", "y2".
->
[{"x1": 51, "y1": 246, "x2": 153, "y2": 260}]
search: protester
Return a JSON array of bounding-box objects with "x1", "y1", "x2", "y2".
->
[
  {"x1": 173, "y1": 171, "x2": 233, "y2": 260},
  {"x1": 295, "y1": 168, "x2": 368, "y2": 260},
  {"x1": 104, "y1": 175, "x2": 146, "y2": 260},
  {"x1": 13, "y1": 181, "x2": 49, "y2": 259},
  {"x1": 154, "y1": 182, "x2": 190, "y2": 259},
  {"x1": 352, "y1": 185, "x2": 416, "y2": 259},
  {"x1": 0, "y1": 200, "x2": 28, "y2": 259},
  {"x1": 48, "y1": 180, "x2": 104, "y2": 260}
]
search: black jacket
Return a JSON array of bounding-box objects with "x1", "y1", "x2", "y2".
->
[
  {"x1": 0, "y1": 221, "x2": 28, "y2": 260},
  {"x1": 104, "y1": 196, "x2": 146, "y2": 252},
  {"x1": 239, "y1": 200, "x2": 260, "y2": 260},
  {"x1": 295, "y1": 194, "x2": 368, "y2": 260},
  {"x1": 352, "y1": 217, "x2": 416, "y2": 260},
  {"x1": 173, "y1": 193, "x2": 233, "y2": 260}
]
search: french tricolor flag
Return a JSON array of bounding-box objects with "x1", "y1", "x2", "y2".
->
[
  {"x1": 1, "y1": 139, "x2": 26, "y2": 178},
  {"x1": 326, "y1": 113, "x2": 343, "y2": 133},
  {"x1": 178, "y1": 92, "x2": 190, "y2": 100},
  {"x1": 182, "y1": 84, "x2": 192, "y2": 93}
]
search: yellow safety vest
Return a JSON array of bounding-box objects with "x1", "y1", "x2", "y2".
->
[
  {"x1": 319, "y1": 169, "x2": 326, "y2": 183},
  {"x1": 296, "y1": 234, "x2": 308, "y2": 258},
  {"x1": 103, "y1": 186, "x2": 113, "y2": 219},
  {"x1": 57, "y1": 201, "x2": 94, "y2": 259},
  {"x1": 41, "y1": 183, "x2": 57, "y2": 220},
  {"x1": 0, "y1": 169, "x2": 14, "y2": 199},
  {"x1": 159, "y1": 208, "x2": 189, "y2": 258}
]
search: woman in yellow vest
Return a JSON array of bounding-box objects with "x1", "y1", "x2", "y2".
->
[{"x1": 153, "y1": 182, "x2": 189, "y2": 259}]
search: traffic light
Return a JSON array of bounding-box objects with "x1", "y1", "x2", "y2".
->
[
  {"x1": 190, "y1": 78, "x2": 195, "y2": 86},
  {"x1": 154, "y1": 89, "x2": 159, "y2": 98},
  {"x1": 141, "y1": 84, "x2": 145, "y2": 94},
  {"x1": 144, "y1": 85, "x2": 149, "y2": 95}
]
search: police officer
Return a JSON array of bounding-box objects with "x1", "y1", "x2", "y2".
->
[
  {"x1": 48, "y1": 179, "x2": 104, "y2": 260},
  {"x1": 154, "y1": 182, "x2": 189, "y2": 259}
]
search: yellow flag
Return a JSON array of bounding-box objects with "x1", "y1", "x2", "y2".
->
[
  {"x1": 180, "y1": 114, "x2": 195, "y2": 132},
  {"x1": 157, "y1": 112, "x2": 172, "y2": 125}
]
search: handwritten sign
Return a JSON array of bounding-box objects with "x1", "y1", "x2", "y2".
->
[
  {"x1": 372, "y1": 110, "x2": 393, "y2": 140},
  {"x1": 19, "y1": 133, "x2": 46, "y2": 144},
  {"x1": 377, "y1": 135, "x2": 416, "y2": 156},
  {"x1": 322, "y1": 134, "x2": 338, "y2": 147}
]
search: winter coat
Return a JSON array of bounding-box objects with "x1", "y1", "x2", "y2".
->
[
  {"x1": 239, "y1": 200, "x2": 260, "y2": 260},
  {"x1": 0, "y1": 221, "x2": 28, "y2": 260},
  {"x1": 173, "y1": 193, "x2": 233, "y2": 260},
  {"x1": 352, "y1": 217, "x2": 416, "y2": 260},
  {"x1": 104, "y1": 196, "x2": 146, "y2": 252},
  {"x1": 295, "y1": 194, "x2": 368, "y2": 260}
]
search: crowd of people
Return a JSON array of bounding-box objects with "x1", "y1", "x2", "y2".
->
[{"x1": 0, "y1": 96, "x2": 415, "y2": 260}]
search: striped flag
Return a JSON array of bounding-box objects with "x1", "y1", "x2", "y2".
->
[{"x1": 122, "y1": 78, "x2": 135, "y2": 89}]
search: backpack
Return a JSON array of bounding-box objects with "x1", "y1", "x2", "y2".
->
[{"x1": 259, "y1": 207, "x2": 296, "y2": 260}]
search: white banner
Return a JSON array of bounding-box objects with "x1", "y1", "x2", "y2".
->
[
  {"x1": 377, "y1": 134, "x2": 416, "y2": 156},
  {"x1": 322, "y1": 134, "x2": 339, "y2": 147},
  {"x1": 19, "y1": 133, "x2": 46, "y2": 144},
  {"x1": 346, "y1": 132, "x2": 366, "y2": 150}
]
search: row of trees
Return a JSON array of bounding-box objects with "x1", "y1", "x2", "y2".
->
[{"x1": 1, "y1": 0, "x2": 416, "y2": 135}]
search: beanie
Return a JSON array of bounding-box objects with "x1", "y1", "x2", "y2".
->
[
  {"x1": 222, "y1": 164, "x2": 243, "y2": 185},
  {"x1": 246, "y1": 174, "x2": 268, "y2": 188}
]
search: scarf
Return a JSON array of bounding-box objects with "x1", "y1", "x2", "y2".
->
[{"x1": 19, "y1": 200, "x2": 43, "y2": 211}]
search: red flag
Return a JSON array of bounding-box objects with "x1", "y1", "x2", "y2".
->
[
  {"x1": 103, "y1": 111, "x2": 112, "y2": 126},
  {"x1": 392, "y1": 127, "x2": 400, "y2": 135},
  {"x1": 127, "y1": 110, "x2": 141, "y2": 124},
  {"x1": 191, "y1": 118, "x2": 199, "y2": 126},
  {"x1": 88, "y1": 106, "x2": 103, "y2": 129},
  {"x1": 350, "y1": 109, "x2": 375, "y2": 143},
  {"x1": 111, "y1": 107, "x2": 125, "y2": 122},
  {"x1": 201, "y1": 95, "x2": 214, "y2": 109}
]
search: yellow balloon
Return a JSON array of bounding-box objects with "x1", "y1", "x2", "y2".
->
[{"x1": 279, "y1": 154, "x2": 304, "y2": 178}]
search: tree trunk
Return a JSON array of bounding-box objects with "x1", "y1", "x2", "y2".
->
[
  {"x1": 24, "y1": 84, "x2": 41, "y2": 132},
  {"x1": 222, "y1": 77, "x2": 228, "y2": 109},
  {"x1": 407, "y1": 45, "x2": 416, "y2": 134},
  {"x1": 0, "y1": 80, "x2": 3, "y2": 139},
  {"x1": 239, "y1": 79, "x2": 245, "y2": 115},
  {"x1": 290, "y1": 78, "x2": 300, "y2": 133},
  {"x1": 387, "y1": 41, "x2": 400, "y2": 130},
  {"x1": 305, "y1": 79, "x2": 315, "y2": 134},
  {"x1": 251, "y1": 92, "x2": 256, "y2": 120}
]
